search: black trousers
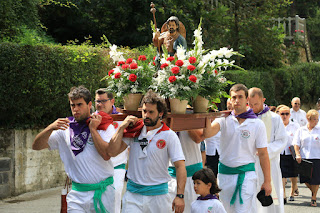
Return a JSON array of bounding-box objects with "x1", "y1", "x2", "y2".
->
[{"x1": 206, "y1": 150, "x2": 220, "y2": 177}]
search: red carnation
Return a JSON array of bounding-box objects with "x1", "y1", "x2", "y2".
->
[
  {"x1": 130, "y1": 62, "x2": 138, "y2": 69},
  {"x1": 114, "y1": 72, "x2": 121, "y2": 79},
  {"x1": 215, "y1": 70, "x2": 218, "y2": 75},
  {"x1": 122, "y1": 64, "x2": 129, "y2": 70},
  {"x1": 187, "y1": 65, "x2": 196, "y2": 71},
  {"x1": 175, "y1": 60, "x2": 184, "y2": 67},
  {"x1": 189, "y1": 75, "x2": 197, "y2": 83},
  {"x1": 169, "y1": 76, "x2": 177, "y2": 83},
  {"x1": 153, "y1": 62, "x2": 156, "y2": 66},
  {"x1": 126, "y1": 58, "x2": 133, "y2": 64},
  {"x1": 129, "y1": 74, "x2": 137, "y2": 82},
  {"x1": 108, "y1": 69, "x2": 114, "y2": 76},
  {"x1": 153, "y1": 56, "x2": 156, "y2": 60},
  {"x1": 160, "y1": 63, "x2": 169, "y2": 69},
  {"x1": 117, "y1": 61, "x2": 125, "y2": 66},
  {"x1": 171, "y1": 66, "x2": 180, "y2": 74},
  {"x1": 189, "y1": 56, "x2": 197, "y2": 64},
  {"x1": 300, "y1": 30, "x2": 304, "y2": 33},
  {"x1": 295, "y1": 30, "x2": 298, "y2": 32},
  {"x1": 167, "y1": 56, "x2": 175, "y2": 62},
  {"x1": 138, "y1": 55, "x2": 147, "y2": 61}
]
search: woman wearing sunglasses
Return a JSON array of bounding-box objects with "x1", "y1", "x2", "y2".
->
[
  {"x1": 278, "y1": 106, "x2": 300, "y2": 204},
  {"x1": 293, "y1": 109, "x2": 320, "y2": 207}
]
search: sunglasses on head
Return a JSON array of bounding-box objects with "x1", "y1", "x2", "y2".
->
[{"x1": 280, "y1": 112, "x2": 290, "y2": 116}]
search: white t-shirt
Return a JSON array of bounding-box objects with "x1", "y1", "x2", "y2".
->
[
  {"x1": 110, "y1": 121, "x2": 128, "y2": 167},
  {"x1": 191, "y1": 199, "x2": 226, "y2": 213},
  {"x1": 215, "y1": 115, "x2": 268, "y2": 167},
  {"x1": 48, "y1": 125, "x2": 115, "y2": 184},
  {"x1": 123, "y1": 124, "x2": 185, "y2": 185},
  {"x1": 178, "y1": 131, "x2": 202, "y2": 166},
  {"x1": 205, "y1": 131, "x2": 221, "y2": 156},
  {"x1": 290, "y1": 108, "x2": 307, "y2": 127},
  {"x1": 292, "y1": 125, "x2": 320, "y2": 159},
  {"x1": 282, "y1": 121, "x2": 300, "y2": 155}
]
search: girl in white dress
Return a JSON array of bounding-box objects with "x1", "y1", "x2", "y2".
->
[{"x1": 191, "y1": 168, "x2": 226, "y2": 213}]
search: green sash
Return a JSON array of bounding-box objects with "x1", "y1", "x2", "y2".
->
[
  {"x1": 218, "y1": 162, "x2": 255, "y2": 205},
  {"x1": 72, "y1": 176, "x2": 114, "y2": 213},
  {"x1": 168, "y1": 162, "x2": 203, "y2": 177},
  {"x1": 114, "y1": 163, "x2": 126, "y2": 170},
  {"x1": 127, "y1": 179, "x2": 168, "y2": 196}
]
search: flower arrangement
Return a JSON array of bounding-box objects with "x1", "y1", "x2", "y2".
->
[
  {"x1": 150, "y1": 19, "x2": 243, "y2": 101},
  {"x1": 102, "y1": 44, "x2": 155, "y2": 99}
]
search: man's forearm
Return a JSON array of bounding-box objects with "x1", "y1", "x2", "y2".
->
[
  {"x1": 32, "y1": 126, "x2": 52, "y2": 150},
  {"x1": 258, "y1": 149, "x2": 271, "y2": 183},
  {"x1": 174, "y1": 161, "x2": 187, "y2": 194},
  {"x1": 90, "y1": 128, "x2": 110, "y2": 160},
  {"x1": 108, "y1": 126, "x2": 126, "y2": 157}
]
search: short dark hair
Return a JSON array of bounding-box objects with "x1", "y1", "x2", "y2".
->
[
  {"x1": 68, "y1": 85, "x2": 91, "y2": 104},
  {"x1": 192, "y1": 168, "x2": 221, "y2": 194},
  {"x1": 141, "y1": 90, "x2": 168, "y2": 118},
  {"x1": 95, "y1": 88, "x2": 114, "y2": 99},
  {"x1": 229, "y1": 84, "x2": 248, "y2": 98}
]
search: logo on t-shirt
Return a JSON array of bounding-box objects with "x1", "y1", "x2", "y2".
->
[
  {"x1": 315, "y1": 136, "x2": 320, "y2": 141},
  {"x1": 156, "y1": 139, "x2": 166, "y2": 149},
  {"x1": 207, "y1": 207, "x2": 213, "y2": 213},
  {"x1": 112, "y1": 122, "x2": 118, "y2": 129},
  {"x1": 241, "y1": 130, "x2": 250, "y2": 138}
]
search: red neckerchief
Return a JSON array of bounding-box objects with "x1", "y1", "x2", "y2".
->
[
  {"x1": 86, "y1": 111, "x2": 113, "y2": 130},
  {"x1": 123, "y1": 121, "x2": 170, "y2": 138}
]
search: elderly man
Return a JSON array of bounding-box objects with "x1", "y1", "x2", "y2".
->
[
  {"x1": 290, "y1": 97, "x2": 307, "y2": 126},
  {"x1": 248, "y1": 87, "x2": 287, "y2": 213},
  {"x1": 203, "y1": 84, "x2": 272, "y2": 213}
]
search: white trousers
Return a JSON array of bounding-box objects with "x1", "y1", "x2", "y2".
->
[
  {"x1": 121, "y1": 191, "x2": 171, "y2": 213},
  {"x1": 67, "y1": 184, "x2": 115, "y2": 213},
  {"x1": 169, "y1": 176, "x2": 197, "y2": 213},
  {"x1": 218, "y1": 171, "x2": 257, "y2": 213},
  {"x1": 113, "y1": 169, "x2": 126, "y2": 213}
]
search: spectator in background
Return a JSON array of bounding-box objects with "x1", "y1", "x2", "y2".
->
[{"x1": 290, "y1": 97, "x2": 307, "y2": 126}]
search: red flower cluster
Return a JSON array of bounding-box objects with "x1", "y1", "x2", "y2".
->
[
  {"x1": 129, "y1": 74, "x2": 137, "y2": 82},
  {"x1": 175, "y1": 60, "x2": 184, "y2": 67},
  {"x1": 189, "y1": 75, "x2": 197, "y2": 83},
  {"x1": 187, "y1": 65, "x2": 196, "y2": 71},
  {"x1": 215, "y1": 70, "x2": 218, "y2": 75},
  {"x1": 108, "y1": 69, "x2": 114, "y2": 76},
  {"x1": 122, "y1": 64, "x2": 129, "y2": 70},
  {"x1": 138, "y1": 55, "x2": 147, "y2": 61},
  {"x1": 126, "y1": 58, "x2": 133, "y2": 64},
  {"x1": 130, "y1": 63, "x2": 138, "y2": 69},
  {"x1": 171, "y1": 67, "x2": 180, "y2": 74},
  {"x1": 117, "y1": 61, "x2": 125, "y2": 66},
  {"x1": 169, "y1": 76, "x2": 177, "y2": 83},
  {"x1": 189, "y1": 57, "x2": 197, "y2": 64},
  {"x1": 115, "y1": 73, "x2": 121, "y2": 79},
  {"x1": 160, "y1": 63, "x2": 169, "y2": 69},
  {"x1": 167, "y1": 56, "x2": 175, "y2": 62}
]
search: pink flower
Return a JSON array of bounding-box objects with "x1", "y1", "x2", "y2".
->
[
  {"x1": 175, "y1": 60, "x2": 184, "y2": 67},
  {"x1": 189, "y1": 57, "x2": 197, "y2": 64},
  {"x1": 108, "y1": 69, "x2": 114, "y2": 76},
  {"x1": 167, "y1": 56, "x2": 175, "y2": 62},
  {"x1": 138, "y1": 55, "x2": 147, "y2": 61},
  {"x1": 129, "y1": 63, "x2": 138, "y2": 69},
  {"x1": 301, "y1": 30, "x2": 304, "y2": 33},
  {"x1": 169, "y1": 76, "x2": 177, "y2": 83},
  {"x1": 129, "y1": 74, "x2": 137, "y2": 82},
  {"x1": 189, "y1": 75, "x2": 197, "y2": 83},
  {"x1": 292, "y1": 42, "x2": 295, "y2": 45},
  {"x1": 295, "y1": 30, "x2": 298, "y2": 33},
  {"x1": 122, "y1": 64, "x2": 129, "y2": 70},
  {"x1": 117, "y1": 61, "x2": 125, "y2": 66},
  {"x1": 187, "y1": 65, "x2": 196, "y2": 71},
  {"x1": 160, "y1": 63, "x2": 169, "y2": 69},
  {"x1": 171, "y1": 66, "x2": 180, "y2": 74},
  {"x1": 126, "y1": 58, "x2": 133, "y2": 64},
  {"x1": 115, "y1": 73, "x2": 121, "y2": 79}
]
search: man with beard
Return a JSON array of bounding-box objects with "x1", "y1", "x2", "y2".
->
[
  {"x1": 153, "y1": 16, "x2": 187, "y2": 57},
  {"x1": 108, "y1": 90, "x2": 187, "y2": 213},
  {"x1": 248, "y1": 87, "x2": 287, "y2": 213},
  {"x1": 95, "y1": 88, "x2": 128, "y2": 213},
  {"x1": 32, "y1": 86, "x2": 116, "y2": 213}
]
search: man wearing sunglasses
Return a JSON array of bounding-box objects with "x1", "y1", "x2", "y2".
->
[
  {"x1": 290, "y1": 97, "x2": 307, "y2": 127},
  {"x1": 248, "y1": 87, "x2": 287, "y2": 213},
  {"x1": 95, "y1": 88, "x2": 128, "y2": 213}
]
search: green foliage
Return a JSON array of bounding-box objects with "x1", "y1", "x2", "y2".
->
[
  {"x1": 0, "y1": 42, "x2": 111, "y2": 129},
  {"x1": 307, "y1": 8, "x2": 320, "y2": 61}
]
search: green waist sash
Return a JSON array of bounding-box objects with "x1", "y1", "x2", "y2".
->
[
  {"x1": 72, "y1": 176, "x2": 114, "y2": 213},
  {"x1": 127, "y1": 179, "x2": 168, "y2": 196},
  {"x1": 114, "y1": 163, "x2": 126, "y2": 170},
  {"x1": 218, "y1": 162, "x2": 255, "y2": 205},
  {"x1": 168, "y1": 162, "x2": 203, "y2": 177}
]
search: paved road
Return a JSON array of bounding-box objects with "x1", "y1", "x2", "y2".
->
[{"x1": 0, "y1": 183, "x2": 319, "y2": 212}]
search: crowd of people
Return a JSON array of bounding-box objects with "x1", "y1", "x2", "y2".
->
[{"x1": 31, "y1": 83, "x2": 320, "y2": 213}]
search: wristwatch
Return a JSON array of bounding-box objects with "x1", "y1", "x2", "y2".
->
[{"x1": 176, "y1": 194, "x2": 184, "y2": 199}]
